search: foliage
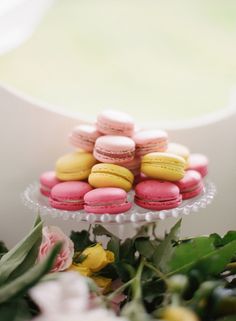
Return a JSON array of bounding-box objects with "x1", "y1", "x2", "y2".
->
[{"x1": 0, "y1": 217, "x2": 236, "y2": 321}]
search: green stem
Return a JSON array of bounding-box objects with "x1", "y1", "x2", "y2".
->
[
  {"x1": 144, "y1": 261, "x2": 168, "y2": 284},
  {"x1": 132, "y1": 258, "x2": 145, "y2": 301}
]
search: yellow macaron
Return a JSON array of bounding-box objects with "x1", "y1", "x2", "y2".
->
[
  {"x1": 88, "y1": 163, "x2": 134, "y2": 192},
  {"x1": 56, "y1": 151, "x2": 97, "y2": 181},
  {"x1": 167, "y1": 142, "x2": 190, "y2": 168},
  {"x1": 141, "y1": 152, "x2": 186, "y2": 181}
]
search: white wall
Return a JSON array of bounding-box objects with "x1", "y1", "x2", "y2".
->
[{"x1": 0, "y1": 86, "x2": 236, "y2": 247}]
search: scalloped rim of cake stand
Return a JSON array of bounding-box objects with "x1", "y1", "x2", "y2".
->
[{"x1": 21, "y1": 181, "x2": 216, "y2": 224}]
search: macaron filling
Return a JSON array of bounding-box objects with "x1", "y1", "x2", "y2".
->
[{"x1": 91, "y1": 169, "x2": 133, "y2": 184}]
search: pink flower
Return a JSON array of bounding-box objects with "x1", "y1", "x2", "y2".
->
[{"x1": 38, "y1": 226, "x2": 74, "y2": 272}]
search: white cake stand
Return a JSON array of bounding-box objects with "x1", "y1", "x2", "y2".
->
[{"x1": 22, "y1": 181, "x2": 216, "y2": 225}]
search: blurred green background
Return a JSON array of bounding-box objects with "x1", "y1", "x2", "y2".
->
[{"x1": 0, "y1": 0, "x2": 236, "y2": 121}]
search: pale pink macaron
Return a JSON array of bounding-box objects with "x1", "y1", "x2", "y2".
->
[
  {"x1": 187, "y1": 153, "x2": 209, "y2": 177},
  {"x1": 133, "y1": 129, "x2": 168, "y2": 156},
  {"x1": 84, "y1": 187, "x2": 132, "y2": 214},
  {"x1": 49, "y1": 181, "x2": 93, "y2": 211},
  {"x1": 175, "y1": 170, "x2": 204, "y2": 200},
  {"x1": 40, "y1": 171, "x2": 61, "y2": 197},
  {"x1": 69, "y1": 124, "x2": 101, "y2": 152},
  {"x1": 135, "y1": 180, "x2": 182, "y2": 210},
  {"x1": 94, "y1": 135, "x2": 135, "y2": 164},
  {"x1": 97, "y1": 110, "x2": 135, "y2": 137},
  {"x1": 118, "y1": 157, "x2": 141, "y2": 176}
]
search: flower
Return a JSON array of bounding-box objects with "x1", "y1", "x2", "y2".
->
[
  {"x1": 91, "y1": 276, "x2": 112, "y2": 294},
  {"x1": 79, "y1": 243, "x2": 115, "y2": 272},
  {"x1": 32, "y1": 308, "x2": 128, "y2": 321},
  {"x1": 30, "y1": 272, "x2": 128, "y2": 321},
  {"x1": 68, "y1": 264, "x2": 92, "y2": 277},
  {"x1": 38, "y1": 226, "x2": 74, "y2": 272},
  {"x1": 30, "y1": 272, "x2": 90, "y2": 315}
]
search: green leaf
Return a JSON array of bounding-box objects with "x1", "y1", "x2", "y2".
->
[
  {"x1": 9, "y1": 216, "x2": 43, "y2": 280},
  {"x1": 167, "y1": 238, "x2": 236, "y2": 276},
  {"x1": 152, "y1": 219, "x2": 181, "y2": 272},
  {"x1": 167, "y1": 237, "x2": 214, "y2": 274},
  {"x1": 0, "y1": 299, "x2": 32, "y2": 321},
  {"x1": 0, "y1": 219, "x2": 43, "y2": 285},
  {"x1": 216, "y1": 316, "x2": 236, "y2": 321},
  {"x1": 209, "y1": 233, "x2": 223, "y2": 248},
  {"x1": 107, "y1": 236, "x2": 120, "y2": 262},
  {"x1": 0, "y1": 243, "x2": 61, "y2": 304},
  {"x1": 119, "y1": 238, "x2": 136, "y2": 266},
  {"x1": 222, "y1": 231, "x2": 236, "y2": 245},
  {"x1": 0, "y1": 241, "x2": 8, "y2": 259},
  {"x1": 135, "y1": 238, "x2": 157, "y2": 260},
  {"x1": 93, "y1": 225, "x2": 117, "y2": 239},
  {"x1": 70, "y1": 230, "x2": 93, "y2": 252}
]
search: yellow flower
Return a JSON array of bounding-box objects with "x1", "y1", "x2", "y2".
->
[
  {"x1": 91, "y1": 276, "x2": 112, "y2": 294},
  {"x1": 80, "y1": 243, "x2": 115, "y2": 273},
  {"x1": 67, "y1": 263, "x2": 92, "y2": 277},
  {"x1": 162, "y1": 306, "x2": 199, "y2": 321}
]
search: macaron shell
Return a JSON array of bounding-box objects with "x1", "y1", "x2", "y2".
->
[
  {"x1": 97, "y1": 110, "x2": 134, "y2": 136},
  {"x1": 167, "y1": 143, "x2": 190, "y2": 162},
  {"x1": 141, "y1": 152, "x2": 186, "y2": 181},
  {"x1": 135, "y1": 196, "x2": 182, "y2": 210},
  {"x1": 56, "y1": 152, "x2": 97, "y2": 181},
  {"x1": 175, "y1": 170, "x2": 204, "y2": 200},
  {"x1": 94, "y1": 135, "x2": 135, "y2": 164},
  {"x1": 180, "y1": 182, "x2": 204, "y2": 200},
  {"x1": 88, "y1": 164, "x2": 134, "y2": 192},
  {"x1": 187, "y1": 153, "x2": 209, "y2": 177},
  {"x1": 135, "y1": 180, "x2": 182, "y2": 210},
  {"x1": 49, "y1": 198, "x2": 84, "y2": 211},
  {"x1": 49, "y1": 181, "x2": 93, "y2": 211},
  {"x1": 40, "y1": 171, "x2": 61, "y2": 197},
  {"x1": 133, "y1": 129, "x2": 168, "y2": 156},
  {"x1": 69, "y1": 124, "x2": 101, "y2": 152}
]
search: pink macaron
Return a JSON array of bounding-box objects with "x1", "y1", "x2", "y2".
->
[
  {"x1": 175, "y1": 170, "x2": 204, "y2": 200},
  {"x1": 40, "y1": 171, "x2": 61, "y2": 197},
  {"x1": 133, "y1": 129, "x2": 168, "y2": 156},
  {"x1": 84, "y1": 187, "x2": 132, "y2": 214},
  {"x1": 187, "y1": 153, "x2": 209, "y2": 177},
  {"x1": 69, "y1": 124, "x2": 101, "y2": 152},
  {"x1": 135, "y1": 180, "x2": 182, "y2": 210},
  {"x1": 97, "y1": 110, "x2": 135, "y2": 136},
  {"x1": 49, "y1": 181, "x2": 93, "y2": 211},
  {"x1": 94, "y1": 135, "x2": 135, "y2": 163}
]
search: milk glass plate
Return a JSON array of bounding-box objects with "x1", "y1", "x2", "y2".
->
[{"x1": 22, "y1": 181, "x2": 216, "y2": 225}]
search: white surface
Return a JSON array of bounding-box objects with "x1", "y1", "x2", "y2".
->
[
  {"x1": 0, "y1": 85, "x2": 236, "y2": 246},
  {"x1": 0, "y1": 0, "x2": 54, "y2": 54}
]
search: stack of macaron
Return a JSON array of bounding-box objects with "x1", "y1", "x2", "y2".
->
[{"x1": 39, "y1": 109, "x2": 209, "y2": 214}]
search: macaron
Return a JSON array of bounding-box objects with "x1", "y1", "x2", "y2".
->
[
  {"x1": 84, "y1": 187, "x2": 132, "y2": 214},
  {"x1": 135, "y1": 180, "x2": 182, "y2": 210},
  {"x1": 39, "y1": 171, "x2": 61, "y2": 197},
  {"x1": 119, "y1": 157, "x2": 141, "y2": 176},
  {"x1": 94, "y1": 135, "x2": 135, "y2": 164},
  {"x1": 187, "y1": 153, "x2": 209, "y2": 177},
  {"x1": 166, "y1": 143, "x2": 190, "y2": 166},
  {"x1": 141, "y1": 152, "x2": 186, "y2": 181},
  {"x1": 175, "y1": 170, "x2": 204, "y2": 200},
  {"x1": 49, "y1": 181, "x2": 93, "y2": 211},
  {"x1": 97, "y1": 110, "x2": 134, "y2": 136},
  {"x1": 69, "y1": 124, "x2": 101, "y2": 152},
  {"x1": 133, "y1": 129, "x2": 168, "y2": 156},
  {"x1": 88, "y1": 163, "x2": 134, "y2": 192},
  {"x1": 56, "y1": 151, "x2": 97, "y2": 181}
]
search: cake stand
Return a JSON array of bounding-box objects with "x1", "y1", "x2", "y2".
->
[{"x1": 22, "y1": 181, "x2": 216, "y2": 226}]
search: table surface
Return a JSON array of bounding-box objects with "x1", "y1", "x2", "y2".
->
[{"x1": 1, "y1": 0, "x2": 236, "y2": 122}]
